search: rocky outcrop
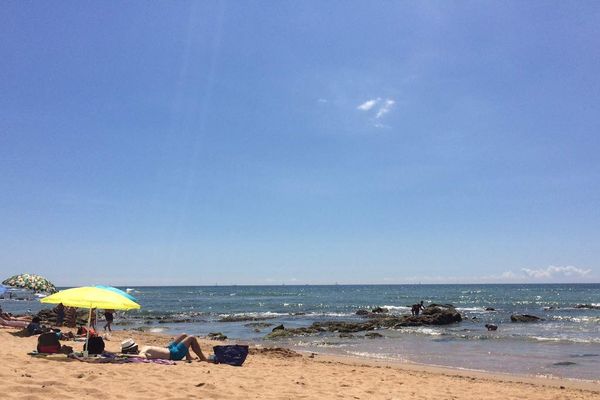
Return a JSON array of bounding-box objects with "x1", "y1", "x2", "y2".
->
[
  {"x1": 265, "y1": 304, "x2": 463, "y2": 339},
  {"x1": 244, "y1": 322, "x2": 274, "y2": 328},
  {"x1": 158, "y1": 318, "x2": 192, "y2": 324},
  {"x1": 206, "y1": 332, "x2": 227, "y2": 341},
  {"x1": 371, "y1": 307, "x2": 389, "y2": 314},
  {"x1": 36, "y1": 308, "x2": 88, "y2": 326},
  {"x1": 365, "y1": 332, "x2": 383, "y2": 338},
  {"x1": 510, "y1": 314, "x2": 543, "y2": 323},
  {"x1": 574, "y1": 304, "x2": 600, "y2": 310},
  {"x1": 219, "y1": 315, "x2": 277, "y2": 322}
]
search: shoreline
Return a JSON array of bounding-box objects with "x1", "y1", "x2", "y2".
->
[
  {"x1": 303, "y1": 351, "x2": 600, "y2": 392},
  {"x1": 2, "y1": 327, "x2": 598, "y2": 399}
]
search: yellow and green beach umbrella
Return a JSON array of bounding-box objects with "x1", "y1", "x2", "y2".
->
[
  {"x1": 41, "y1": 286, "x2": 141, "y2": 356},
  {"x1": 41, "y1": 286, "x2": 140, "y2": 310}
]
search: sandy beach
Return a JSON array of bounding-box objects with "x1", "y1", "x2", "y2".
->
[{"x1": 1, "y1": 328, "x2": 598, "y2": 400}]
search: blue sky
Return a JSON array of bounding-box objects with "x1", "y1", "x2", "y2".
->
[{"x1": 1, "y1": 2, "x2": 599, "y2": 285}]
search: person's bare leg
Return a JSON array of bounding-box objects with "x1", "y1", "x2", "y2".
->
[
  {"x1": 171, "y1": 333, "x2": 188, "y2": 344},
  {"x1": 181, "y1": 336, "x2": 208, "y2": 361}
]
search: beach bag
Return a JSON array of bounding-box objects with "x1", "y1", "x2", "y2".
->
[
  {"x1": 84, "y1": 336, "x2": 105, "y2": 354},
  {"x1": 212, "y1": 345, "x2": 249, "y2": 366},
  {"x1": 37, "y1": 332, "x2": 61, "y2": 354}
]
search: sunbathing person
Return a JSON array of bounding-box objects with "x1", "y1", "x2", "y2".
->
[
  {"x1": 0, "y1": 306, "x2": 32, "y2": 322},
  {"x1": 140, "y1": 333, "x2": 211, "y2": 362},
  {"x1": 0, "y1": 315, "x2": 30, "y2": 328}
]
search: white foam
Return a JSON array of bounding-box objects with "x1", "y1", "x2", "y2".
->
[{"x1": 382, "y1": 305, "x2": 411, "y2": 311}]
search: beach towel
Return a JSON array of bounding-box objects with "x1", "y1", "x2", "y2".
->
[
  {"x1": 212, "y1": 345, "x2": 249, "y2": 366},
  {"x1": 69, "y1": 353, "x2": 176, "y2": 365}
]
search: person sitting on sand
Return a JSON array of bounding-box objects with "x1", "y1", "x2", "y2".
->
[
  {"x1": 26, "y1": 316, "x2": 46, "y2": 335},
  {"x1": 139, "y1": 333, "x2": 211, "y2": 362}
]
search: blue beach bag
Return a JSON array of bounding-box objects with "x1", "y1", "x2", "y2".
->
[{"x1": 212, "y1": 345, "x2": 249, "y2": 366}]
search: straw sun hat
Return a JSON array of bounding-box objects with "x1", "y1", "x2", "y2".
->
[{"x1": 121, "y1": 338, "x2": 139, "y2": 354}]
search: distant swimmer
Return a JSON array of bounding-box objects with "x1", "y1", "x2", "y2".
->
[{"x1": 485, "y1": 324, "x2": 498, "y2": 331}]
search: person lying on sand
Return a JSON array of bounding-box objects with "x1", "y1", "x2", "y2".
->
[
  {"x1": 0, "y1": 315, "x2": 30, "y2": 329},
  {"x1": 139, "y1": 333, "x2": 212, "y2": 362},
  {"x1": 0, "y1": 307, "x2": 32, "y2": 322}
]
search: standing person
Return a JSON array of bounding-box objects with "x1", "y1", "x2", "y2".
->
[
  {"x1": 103, "y1": 309, "x2": 114, "y2": 332},
  {"x1": 411, "y1": 301, "x2": 425, "y2": 316},
  {"x1": 90, "y1": 308, "x2": 97, "y2": 330},
  {"x1": 417, "y1": 301, "x2": 425, "y2": 316}
]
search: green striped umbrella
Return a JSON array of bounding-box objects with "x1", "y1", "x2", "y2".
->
[{"x1": 2, "y1": 273, "x2": 57, "y2": 294}]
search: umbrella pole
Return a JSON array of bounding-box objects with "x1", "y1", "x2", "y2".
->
[{"x1": 84, "y1": 308, "x2": 92, "y2": 357}]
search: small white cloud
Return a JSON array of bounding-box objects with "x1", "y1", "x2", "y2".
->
[
  {"x1": 357, "y1": 98, "x2": 381, "y2": 111},
  {"x1": 521, "y1": 265, "x2": 591, "y2": 279},
  {"x1": 317, "y1": 98, "x2": 328, "y2": 103},
  {"x1": 375, "y1": 99, "x2": 395, "y2": 119}
]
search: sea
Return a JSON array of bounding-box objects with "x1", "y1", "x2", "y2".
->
[{"x1": 2, "y1": 284, "x2": 599, "y2": 382}]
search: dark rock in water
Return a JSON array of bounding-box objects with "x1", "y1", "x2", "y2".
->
[
  {"x1": 339, "y1": 333, "x2": 354, "y2": 338},
  {"x1": 428, "y1": 303, "x2": 456, "y2": 309},
  {"x1": 380, "y1": 305, "x2": 463, "y2": 328},
  {"x1": 265, "y1": 304, "x2": 462, "y2": 339},
  {"x1": 510, "y1": 314, "x2": 543, "y2": 323},
  {"x1": 365, "y1": 332, "x2": 383, "y2": 338},
  {"x1": 219, "y1": 315, "x2": 277, "y2": 322},
  {"x1": 371, "y1": 307, "x2": 389, "y2": 314},
  {"x1": 485, "y1": 307, "x2": 495, "y2": 311},
  {"x1": 574, "y1": 304, "x2": 600, "y2": 310},
  {"x1": 131, "y1": 326, "x2": 152, "y2": 332},
  {"x1": 244, "y1": 322, "x2": 274, "y2": 328},
  {"x1": 553, "y1": 361, "x2": 577, "y2": 366},
  {"x1": 206, "y1": 332, "x2": 227, "y2": 341},
  {"x1": 264, "y1": 329, "x2": 295, "y2": 340},
  {"x1": 417, "y1": 305, "x2": 462, "y2": 323},
  {"x1": 485, "y1": 324, "x2": 498, "y2": 331},
  {"x1": 291, "y1": 312, "x2": 306, "y2": 316},
  {"x1": 356, "y1": 309, "x2": 370, "y2": 316},
  {"x1": 158, "y1": 318, "x2": 191, "y2": 324}
]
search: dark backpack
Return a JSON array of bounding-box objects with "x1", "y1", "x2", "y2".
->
[
  {"x1": 84, "y1": 336, "x2": 105, "y2": 355},
  {"x1": 37, "y1": 332, "x2": 61, "y2": 353},
  {"x1": 212, "y1": 345, "x2": 249, "y2": 366}
]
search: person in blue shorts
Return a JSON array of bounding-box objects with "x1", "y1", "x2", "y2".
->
[{"x1": 140, "y1": 333, "x2": 211, "y2": 362}]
